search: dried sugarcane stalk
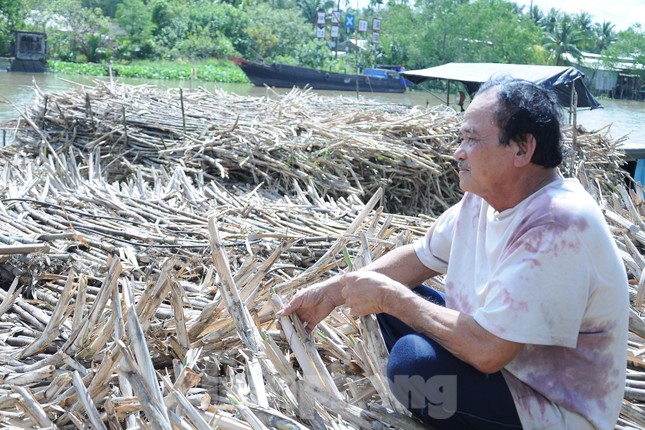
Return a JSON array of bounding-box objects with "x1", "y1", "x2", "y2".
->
[
  {"x1": 272, "y1": 294, "x2": 342, "y2": 399},
  {"x1": 160, "y1": 374, "x2": 213, "y2": 430},
  {"x1": 208, "y1": 218, "x2": 262, "y2": 351},
  {"x1": 208, "y1": 217, "x2": 268, "y2": 408},
  {"x1": 0, "y1": 277, "x2": 21, "y2": 317},
  {"x1": 229, "y1": 394, "x2": 270, "y2": 430},
  {"x1": 353, "y1": 231, "x2": 409, "y2": 416},
  {"x1": 71, "y1": 370, "x2": 107, "y2": 430},
  {"x1": 18, "y1": 268, "x2": 76, "y2": 358},
  {"x1": 4, "y1": 364, "x2": 56, "y2": 385},
  {"x1": 0, "y1": 243, "x2": 49, "y2": 255},
  {"x1": 125, "y1": 305, "x2": 170, "y2": 424},
  {"x1": 13, "y1": 385, "x2": 55, "y2": 428},
  {"x1": 116, "y1": 342, "x2": 172, "y2": 430}
]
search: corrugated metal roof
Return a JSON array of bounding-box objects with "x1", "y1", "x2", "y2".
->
[{"x1": 402, "y1": 62, "x2": 602, "y2": 109}]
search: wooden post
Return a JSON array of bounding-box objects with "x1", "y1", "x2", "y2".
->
[
  {"x1": 569, "y1": 80, "x2": 578, "y2": 177},
  {"x1": 121, "y1": 106, "x2": 128, "y2": 146},
  {"x1": 180, "y1": 88, "x2": 186, "y2": 135}
]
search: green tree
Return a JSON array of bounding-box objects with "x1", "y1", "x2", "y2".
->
[
  {"x1": 115, "y1": 0, "x2": 156, "y2": 59},
  {"x1": 539, "y1": 7, "x2": 561, "y2": 34},
  {"x1": 262, "y1": 0, "x2": 298, "y2": 9},
  {"x1": 28, "y1": 0, "x2": 113, "y2": 62},
  {"x1": 379, "y1": 2, "x2": 418, "y2": 67},
  {"x1": 523, "y1": 4, "x2": 544, "y2": 24},
  {"x1": 245, "y1": 3, "x2": 314, "y2": 62},
  {"x1": 602, "y1": 25, "x2": 645, "y2": 72},
  {"x1": 406, "y1": 0, "x2": 469, "y2": 67},
  {"x1": 543, "y1": 14, "x2": 583, "y2": 65},
  {"x1": 573, "y1": 11, "x2": 595, "y2": 52},
  {"x1": 395, "y1": 0, "x2": 544, "y2": 68},
  {"x1": 152, "y1": 0, "x2": 250, "y2": 60},
  {"x1": 454, "y1": 0, "x2": 544, "y2": 64},
  {"x1": 296, "y1": 0, "x2": 336, "y2": 27},
  {"x1": 592, "y1": 21, "x2": 616, "y2": 53},
  {"x1": 82, "y1": 0, "x2": 121, "y2": 17},
  {"x1": 0, "y1": 0, "x2": 25, "y2": 55}
]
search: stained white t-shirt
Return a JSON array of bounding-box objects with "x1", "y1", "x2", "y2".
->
[{"x1": 413, "y1": 178, "x2": 628, "y2": 430}]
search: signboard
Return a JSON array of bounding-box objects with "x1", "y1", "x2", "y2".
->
[
  {"x1": 316, "y1": 26, "x2": 326, "y2": 39},
  {"x1": 372, "y1": 18, "x2": 381, "y2": 32},
  {"x1": 316, "y1": 11, "x2": 326, "y2": 26},
  {"x1": 372, "y1": 32, "x2": 381, "y2": 44},
  {"x1": 331, "y1": 11, "x2": 341, "y2": 24},
  {"x1": 358, "y1": 19, "x2": 368, "y2": 32},
  {"x1": 331, "y1": 25, "x2": 339, "y2": 38},
  {"x1": 345, "y1": 14, "x2": 355, "y2": 29},
  {"x1": 14, "y1": 31, "x2": 46, "y2": 61}
]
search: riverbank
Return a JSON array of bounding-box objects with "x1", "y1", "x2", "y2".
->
[{"x1": 47, "y1": 59, "x2": 250, "y2": 83}]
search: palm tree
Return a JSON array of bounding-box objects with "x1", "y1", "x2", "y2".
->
[
  {"x1": 297, "y1": 0, "x2": 336, "y2": 27},
  {"x1": 368, "y1": 0, "x2": 384, "y2": 10},
  {"x1": 539, "y1": 7, "x2": 561, "y2": 34},
  {"x1": 573, "y1": 11, "x2": 596, "y2": 51},
  {"x1": 528, "y1": 5, "x2": 543, "y2": 24},
  {"x1": 544, "y1": 14, "x2": 583, "y2": 65},
  {"x1": 593, "y1": 21, "x2": 617, "y2": 53},
  {"x1": 574, "y1": 11, "x2": 593, "y2": 34}
]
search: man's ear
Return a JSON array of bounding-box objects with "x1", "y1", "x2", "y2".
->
[{"x1": 514, "y1": 134, "x2": 536, "y2": 166}]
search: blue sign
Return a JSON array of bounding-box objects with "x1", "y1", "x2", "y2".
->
[{"x1": 345, "y1": 14, "x2": 355, "y2": 29}]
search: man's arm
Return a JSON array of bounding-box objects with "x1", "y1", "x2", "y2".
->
[
  {"x1": 393, "y1": 291, "x2": 523, "y2": 373},
  {"x1": 279, "y1": 243, "x2": 439, "y2": 331},
  {"x1": 359, "y1": 243, "x2": 441, "y2": 287},
  {"x1": 340, "y1": 269, "x2": 524, "y2": 374}
]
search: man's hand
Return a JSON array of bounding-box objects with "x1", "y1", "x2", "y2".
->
[
  {"x1": 340, "y1": 271, "x2": 413, "y2": 316},
  {"x1": 277, "y1": 277, "x2": 344, "y2": 333}
]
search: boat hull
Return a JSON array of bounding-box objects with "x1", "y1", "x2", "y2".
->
[{"x1": 238, "y1": 61, "x2": 408, "y2": 94}]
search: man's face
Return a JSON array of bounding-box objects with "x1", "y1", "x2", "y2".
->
[{"x1": 454, "y1": 89, "x2": 519, "y2": 200}]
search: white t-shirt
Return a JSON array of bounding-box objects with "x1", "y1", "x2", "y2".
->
[{"x1": 413, "y1": 178, "x2": 628, "y2": 430}]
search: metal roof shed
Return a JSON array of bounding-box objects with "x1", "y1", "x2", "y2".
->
[{"x1": 402, "y1": 62, "x2": 602, "y2": 110}]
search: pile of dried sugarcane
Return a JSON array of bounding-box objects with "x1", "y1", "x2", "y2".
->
[{"x1": 0, "y1": 81, "x2": 643, "y2": 429}]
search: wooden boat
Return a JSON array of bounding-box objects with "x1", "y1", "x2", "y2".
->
[{"x1": 231, "y1": 57, "x2": 412, "y2": 93}]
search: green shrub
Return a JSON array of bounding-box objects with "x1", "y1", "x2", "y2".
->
[{"x1": 47, "y1": 59, "x2": 250, "y2": 83}]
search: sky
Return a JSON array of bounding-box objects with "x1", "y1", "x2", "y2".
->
[{"x1": 510, "y1": 0, "x2": 644, "y2": 31}]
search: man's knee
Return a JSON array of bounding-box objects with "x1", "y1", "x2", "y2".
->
[{"x1": 387, "y1": 334, "x2": 457, "y2": 419}]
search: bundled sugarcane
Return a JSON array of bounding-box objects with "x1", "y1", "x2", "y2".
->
[{"x1": 0, "y1": 82, "x2": 641, "y2": 429}]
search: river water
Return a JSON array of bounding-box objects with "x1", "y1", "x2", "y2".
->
[{"x1": 1, "y1": 70, "x2": 644, "y2": 149}]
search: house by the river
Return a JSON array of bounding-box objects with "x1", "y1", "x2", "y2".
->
[{"x1": 565, "y1": 52, "x2": 644, "y2": 101}]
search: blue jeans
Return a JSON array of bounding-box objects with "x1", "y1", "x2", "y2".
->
[{"x1": 377, "y1": 285, "x2": 523, "y2": 429}]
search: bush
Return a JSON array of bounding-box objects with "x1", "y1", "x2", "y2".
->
[{"x1": 47, "y1": 59, "x2": 250, "y2": 83}]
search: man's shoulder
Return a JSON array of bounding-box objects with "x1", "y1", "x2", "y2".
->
[{"x1": 528, "y1": 178, "x2": 600, "y2": 218}]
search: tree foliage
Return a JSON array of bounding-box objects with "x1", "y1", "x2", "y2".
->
[
  {"x1": 451, "y1": 0, "x2": 544, "y2": 64},
  {"x1": 380, "y1": 0, "x2": 543, "y2": 69},
  {"x1": 115, "y1": 0, "x2": 155, "y2": 59},
  {"x1": 602, "y1": 25, "x2": 645, "y2": 71},
  {"x1": 23, "y1": 0, "x2": 114, "y2": 62},
  {"x1": 246, "y1": 4, "x2": 314, "y2": 61},
  {"x1": 1, "y1": 0, "x2": 642, "y2": 82},
  {"x1": 0, "y1": 0, "x2": 25, "y2": 55},
  {"x1": 82, "y1": 0, "x2": 121, "y2": 17},
  {"x1": 543, "y1": 14, "x2": 583, "y2": 65},
  {"x1": 150, "y1": 0, "x2": 250, "y2": 60}
]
